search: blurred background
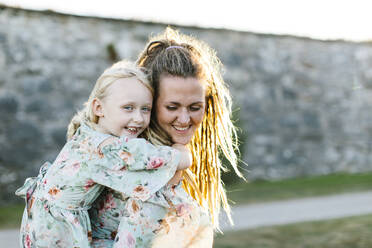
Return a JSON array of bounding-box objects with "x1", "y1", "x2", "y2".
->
[{"x1": 1, "y1": 0, "x2": 372, "y2": 247}]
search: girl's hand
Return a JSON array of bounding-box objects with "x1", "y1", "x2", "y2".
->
[
  {"x1": 167, "y1": 170, "x2": 184, "y2": 186},
  {"x1": 172, "y1": 144, "x2": 192, "y2": 170}
]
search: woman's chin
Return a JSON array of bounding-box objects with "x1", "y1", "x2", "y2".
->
[{"x1": 171, "y1": 135, "x2": 193, "y2": 145}]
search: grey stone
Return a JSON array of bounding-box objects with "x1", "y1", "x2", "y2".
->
[
  {"x1": 0, "y1": 94, "x2": 18, "y2": 115},
  {"x1": 1, "y1": 6, "x2": 372, "y2": 204}
]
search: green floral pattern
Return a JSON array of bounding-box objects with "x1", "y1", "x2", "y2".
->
[
  {"x1": 90, "y1": 173, "x2": 212, "y2": 247},
  {"x1": 16, "y1": 123, "x2": 179, "y2": 248}
]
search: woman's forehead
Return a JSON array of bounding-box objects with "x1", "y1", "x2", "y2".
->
[{"x1": 158, "y1": 75, "x2": 206, "y2": 96}]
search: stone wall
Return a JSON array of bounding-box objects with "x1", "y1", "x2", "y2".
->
[{"x1": 1, "y1": 6, "x2": 372, "y2": 203}]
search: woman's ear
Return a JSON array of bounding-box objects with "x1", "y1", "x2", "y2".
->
[{"x1": 92, "y1": 98, "x2": 104, "y2": 117}]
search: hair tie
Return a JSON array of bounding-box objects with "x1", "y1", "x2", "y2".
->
[{"x1": 166, "y1": 45, "x2": 184, "y2": 50}]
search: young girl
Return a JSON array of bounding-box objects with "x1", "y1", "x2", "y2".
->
[{"x1": 15, "y1": 60, "x2": 190, "y2": 248}]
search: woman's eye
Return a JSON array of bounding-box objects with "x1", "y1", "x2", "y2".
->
[
  {"x1": 166, "y1": 106, "x2": 177, "y2": 111},
  {"x1": 190, "y1": 106, "x2": 201, "y2": 111}
]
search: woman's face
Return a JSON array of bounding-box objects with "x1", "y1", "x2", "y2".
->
[{"x1": 156, "y1": 75, "x2": 206, "y2": 145}]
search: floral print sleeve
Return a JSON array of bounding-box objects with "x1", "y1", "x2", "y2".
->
[
  {"x1": 99, "y1": 136, "x2": 178, "y2": 171},
  {"x1": 88, "y1": 135, "x2": 180, "y2": 201}
]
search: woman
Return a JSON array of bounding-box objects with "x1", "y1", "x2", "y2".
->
[{"x1": 90, "y1": 27, "x2": 243, "y2": 247}]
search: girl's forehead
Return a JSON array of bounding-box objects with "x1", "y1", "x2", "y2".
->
[{"x1": 105, "y1": 78, "x2": 152, "y2": 102}]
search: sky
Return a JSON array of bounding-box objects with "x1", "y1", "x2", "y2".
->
[{"x1": 1, "y1": 0, "x2": 372, "y2": 42}]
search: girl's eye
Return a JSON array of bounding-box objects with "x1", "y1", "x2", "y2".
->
[
  {"x1": 123, "y1": 106, "x2": 133, "y2": 111},
  {"x1": 142, "y1": 106, "x2": 151, "y2": 112},
  {"x1": 166, "y1": 106, "x2": 177, "y2": 111}
]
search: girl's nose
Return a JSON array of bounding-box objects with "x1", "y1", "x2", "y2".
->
[{"x1": 132, "y1": 110, "x2": 144, "y2": 123}]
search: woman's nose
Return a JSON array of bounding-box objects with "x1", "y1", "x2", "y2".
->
[{"x1": 177, "y1": 109, "x2": 190, "y2": 124}]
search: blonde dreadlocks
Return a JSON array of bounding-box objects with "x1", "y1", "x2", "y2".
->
[{"x1": 137, "y1": 27, "x2": 244, "y2": 229}]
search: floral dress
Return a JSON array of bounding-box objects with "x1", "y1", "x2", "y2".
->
[
  {"x1": 89, "y1": 174, "x2": 213, "y2": 247},
  {"x1": 15, "y1": 123, "x2": 179, "y2": 248}
]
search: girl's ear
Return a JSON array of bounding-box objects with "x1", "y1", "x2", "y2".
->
[{"x1": 92, "y1": 98, "x2": 104, "y2": 117}]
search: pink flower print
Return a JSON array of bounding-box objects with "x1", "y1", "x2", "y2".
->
[
  {"x1": 84, "y1": 179, "x2": 95, "y2": 191},
  {"x1": 146, "y1": 157, "x2": 165, "y2": 169},
  {"x1": 104, "y1": 192, "x2": 117, "y2": 210},
  {"x1": 116, "y1": 230, "x2": 136, "y2": 248},
  {"x1": 119, "y1": 151, "x2": 134, "y2": 165},
  {"x1": 126, "y1": 232, "x2": 136, "y2": 248},
  {"x1": 175, "y1": 203, "x2": 192, "y2": 217},
  {"x1": 72, "y1": 162, "x2": 80, "y2": 170},
  {"x1": 55, "y1": 151, "x2": 69, "y2": 165},
  {"x1": 24, "y1": 234, "x2": 32, "y2": 248},
  {"x1": 65, "y1": 211, "x2": 80, "y2": 226},
  {"x1": 62, "y1": 161, "x2": 81, "y2": 176},
  {"x1": 98, "y1": 193, "x2": 117, "y2": 216},
  {"x1": 111, "y1": 163, "x2": 124, "y2": 171}
]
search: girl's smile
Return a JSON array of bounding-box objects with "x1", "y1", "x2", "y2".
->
[{"x1": 94, "y1": 77, "x2": 153, "y2": 138}]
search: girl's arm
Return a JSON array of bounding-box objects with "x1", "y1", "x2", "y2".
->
[
  {"x1": 88, "y1": 137, "x2": 180, "y2": 201},
  {"x1": 88, "y1": 156, "x2": 178, "y2": 202},
  {"x1": 166, "y1": 170, "x2": 184, "y2": 186},
  {"x1": 100, "y1": 136, "x2": 180, "y2": 171},
  {"x1": 172, "y1": 144, "x2": 192, "y2": 170},
  {"x1": 165, "y1": 144, "x2": 192, "y2": 186}
]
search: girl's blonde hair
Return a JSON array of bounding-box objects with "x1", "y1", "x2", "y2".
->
[
  {"x1": 67, "y1": 60, "x2": 152, "y2": 139},
  {"x1": 137, "y1": 27, "x2": 244, "y2": 229}
]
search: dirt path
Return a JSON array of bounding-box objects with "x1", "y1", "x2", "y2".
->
[
  {"x1": 2, "y1": 191, "x2": 372, "y2": 247},
  {"x1": 220, "y1": 191, "x2": 372, "y2": 231}
]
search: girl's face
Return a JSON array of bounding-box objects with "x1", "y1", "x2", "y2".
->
[
  {"x1": 156, "y1": 75, "x2": 206, "y2": 145},
  {"x1": 94, "y1": 77, "x2": 152, "y2": 138}
]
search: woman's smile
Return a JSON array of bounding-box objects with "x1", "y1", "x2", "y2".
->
[
  {"x1": 156, "y1": 75, "x2": 206, "y2": 145},
  {"x1": 173, "y1": 125, "x2": 190, "y2": 131}
]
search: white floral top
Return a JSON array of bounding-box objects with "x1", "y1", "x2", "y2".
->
[
  {"x1": 15, "y1": 123, "x2": 179, "y2": 248},
  {"x1": 89, "y1": 184, "x2": 213, "y2": 248}
]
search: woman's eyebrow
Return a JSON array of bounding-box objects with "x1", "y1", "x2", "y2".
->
[
  {"x1": 167, "y1": 102, "x2": 181, "y2": 105},
  {"x1": 167, "y1": 101, "x2": 205, "y2": 105}
]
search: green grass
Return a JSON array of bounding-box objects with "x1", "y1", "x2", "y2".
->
[
  {"x1": 226, "y1": 172, "x2": 372, "y2": 205},
  {"x1": 2, "y1": 172, "x2": 372, "y2": 229},
  {"x1": 0, "y1": 204, "x2": 24, "y2": 229},
  {"x1": 214, "y1": 214, "x2": 372, "y2": 248}
]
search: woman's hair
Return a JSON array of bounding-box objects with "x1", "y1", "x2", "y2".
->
[
  {"x1": 137, "y1": 27, "x2": 244, "y2": 229},
  {"x1": 66, "y1": 60, "x2": 152, "y2": 139}
]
